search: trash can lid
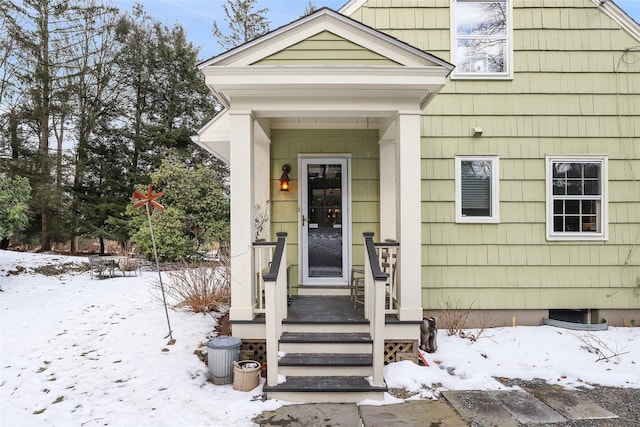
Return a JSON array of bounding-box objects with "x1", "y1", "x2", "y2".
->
[{"x1": 207, "y1": 335, "x2": 241, "y2": 349}]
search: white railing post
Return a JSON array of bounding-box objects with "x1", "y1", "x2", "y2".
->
[
  {"x1": 264, "y1": 276, "x2": 278, "y2": 386},
  {"x1": 363, "y1": 232, "x2": 387, "y2": 387},
  {"x1": 263, "y1": 232, "x2": 287, "y2": 387},
  {"x1": 278, "y1": 241, "x2": 288, "y2": 322},
  {"x1": 372, "y1": 275, "x2": 386, "y2": 386},
  {"x1": 364, "y1": 251, "x2": 372, "y2": 321}
]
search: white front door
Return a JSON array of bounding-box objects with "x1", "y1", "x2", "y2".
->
[{"x1": 300, "y1": 158, "x2": 350, "y2": 285}]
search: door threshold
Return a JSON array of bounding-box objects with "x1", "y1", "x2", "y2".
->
[{"x1": 297, "y1": 286, "x2": 350, "y2": 296}]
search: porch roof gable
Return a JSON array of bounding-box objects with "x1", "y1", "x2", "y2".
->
[
  {"x1": 198, "y1": 8, "x2": 454, "y2": 110},
  {"x1": 199, "y1": 8, "x2": 453, "y2": 70}
]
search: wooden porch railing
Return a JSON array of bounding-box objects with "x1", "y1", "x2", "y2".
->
[
  {"x1": 363, "y1": 232, "x2": 388, "y2": 387},
  {"x1": 376, "y1": 239, "x2": 399, "y2": 314},
  {"x1": 262, "y1": 232, "x2": 288, "y2": 387},
  {"x1": 252, "y1": 240, "x2": 276, "y2": 314}
]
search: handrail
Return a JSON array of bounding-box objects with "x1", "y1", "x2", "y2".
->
[
  {"x1": 262, "y1": 232, "x2": 287, "y2": 387},
  {"x1": 253, "y1": 240, "x2": 276, "y2": 247},
  {"x1": 375, "y1": 239, "x2": 399, "y2": 247},
  {"x1": 263, "y1": 232, "x2": 286, "y2": 282},
  {"x1": 363, "y1": 232, "x2": 387, "y2": 387},
  {"x1": 364, "y1": 232, "x2": 388, "y2": 281}
]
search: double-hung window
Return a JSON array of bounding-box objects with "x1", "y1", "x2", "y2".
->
[
  {"x1": 546, "y1": 156, "x2": 608, "y2": 240},
  {"x1": 451, "y1": 0, "x2": 512, "y2": 78},
  {"x1": 456, "y1": 156, "x2": 499, "y2": 223}
]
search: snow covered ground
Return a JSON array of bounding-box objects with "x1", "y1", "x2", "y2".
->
[{"x1": 1, "y1": 250, "x2": 638, "y2": 426}]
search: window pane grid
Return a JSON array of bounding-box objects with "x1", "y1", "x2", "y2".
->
[{"x1": 550, "y1": 161, "x2": 603, "y2": 235}]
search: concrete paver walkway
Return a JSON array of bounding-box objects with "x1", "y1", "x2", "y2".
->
[{"x1": 253, "y1": 385, "x2": 618, "y2": 426}]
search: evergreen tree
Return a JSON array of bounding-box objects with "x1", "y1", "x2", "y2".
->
[
  {"x1": 128, "y1": 153, "x2": 229, "y2": 262},
  {"x1": 212, "y1": 0, "x2": 271, "y2": 50},
  {"x1": 115, "y1": 5, "x2": 218, "y2": 188},
  {"x1": 0, "y1": 173, "x2": 31, "y2": 249},
  {"x1": 303, "y1": 0, "x2": 317, "y2": 16}
]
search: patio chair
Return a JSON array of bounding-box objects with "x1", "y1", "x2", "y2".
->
[{"x1": 350, "y1": 267, "x2": 365, "y2": 307}]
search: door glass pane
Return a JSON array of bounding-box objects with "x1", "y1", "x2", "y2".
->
[{"x1": 307, "y1": 164, "x2": 342, "y2": 278}]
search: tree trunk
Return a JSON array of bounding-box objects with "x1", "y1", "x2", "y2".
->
[
  {"x1": 39, "y1": 3, "x2": 52, "y2": 251},
  {"x1": 9, "y1": 108, "x2": 19, "y2": 161}
]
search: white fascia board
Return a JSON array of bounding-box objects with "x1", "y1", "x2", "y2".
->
[
  {"x1": 595, "y1": 0, "x2": 640, "y2": 42},
  {"x1": 202, "y1": 66, "x2": 450, "y2": 86},
  {"x1": 339, "y1": 0, "x2": 367, "y2": 16}
]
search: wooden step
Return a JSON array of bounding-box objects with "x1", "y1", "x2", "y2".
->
[
  {"x1": 280, "y1": 332, "x2": 372, "y2": 344},
  {"x1": 283, "y1": 322, "x2": 370, "y2": 334},
  {"x1": 280, "y1": 352, "x2": 372, "y2": 366},
  {"x1": 279, "y1": 332, "x2": 372, "y2": 353},
  {"x1": 278, "y1": 352, "x2": 372, "y2": 376},
  {"x1": 263, "y1": 376, "x2": 387, "y2": 403}
]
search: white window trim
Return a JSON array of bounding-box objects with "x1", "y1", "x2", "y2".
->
[
  {"x1": 455, "y1": 155, "x2": 500, "y2": 223},
  {"x1": 450, "y1": 0, "x2": 514, "y2": 80},
  {"x1": 545, "y1": 155, "x2": 609, "y2": 241}
]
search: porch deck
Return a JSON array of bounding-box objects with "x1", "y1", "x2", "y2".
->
[
  {"x1": 286, "y1": 295, "x2": 366, "y2": 323},
  {"x1": 232, "y1": 295, "x2": 418, "y2": 326}
]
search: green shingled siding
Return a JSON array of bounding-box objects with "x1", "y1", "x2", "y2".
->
[
  {"x1": 270, "y1": 129, "x2": 380, "y2": 286},
  {"x1": 346, "y1": 0, "x2": 640, "y2": 310},
  {"x1": 252, "y1": 31, "x2": 399, "y2": 66}
]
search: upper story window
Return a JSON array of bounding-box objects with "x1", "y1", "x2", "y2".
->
[
  {"x1": 455, "y1": 156, "x2": 500, "y2": 223},
  {"x1": 452, "y1": 0, "x2": 512, "y2": 79},
  {"x1": 546, "y1": 156, "x2": 608, "y2": 240}
]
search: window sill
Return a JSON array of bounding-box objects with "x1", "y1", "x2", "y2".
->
[
  {"x1": 546, "y1": 234, "x2": 608, "y2": 242},
  {"x1": 451, "y1": 73, "x2": 514, "y2": 81},
  {"x1": 456, "y1": 218, "x2": 500, "y2": 224}
]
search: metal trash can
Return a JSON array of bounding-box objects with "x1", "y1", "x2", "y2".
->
[
  {"x1": 233, "y1": 360, "x2": 261, "y2": 391},
  {"x1": 207, "y1": 336, "x2": 241, "y2": 384}
]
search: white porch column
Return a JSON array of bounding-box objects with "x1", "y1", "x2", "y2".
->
[
  {"x1": 379, "y1": 139, "x2": 397, "y2": 241},
  {"x1": 229, "y1": 110, "x2": 256, "y2": 321},
  {"x1": 396, "y1": 111, "x2": 423, "y2": 321},
  {"x1": 254, "y1": 122, "x2": 271, "y2": 240}
]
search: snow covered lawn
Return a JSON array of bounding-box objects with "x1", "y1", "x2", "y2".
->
[{"x1": 1, "y1": 250, "x2": 638, "y2": 426}]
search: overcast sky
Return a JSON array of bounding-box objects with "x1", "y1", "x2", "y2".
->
[{"x1": 113, "y1": 0, "x2": 640, "y2": 60}]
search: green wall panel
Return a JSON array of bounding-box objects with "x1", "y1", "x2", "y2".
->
[
  {"x1": 339, "y1": 0, "x2": 640, "y2": 311},
  {"x1": 253, "y1": 31, "x2": 399, "y2": 66},
  {"x1": 270, "y1": 129, "x2": 380, "y2": 285}
]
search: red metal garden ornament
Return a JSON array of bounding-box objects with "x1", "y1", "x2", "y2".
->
[
  {"x1": 131, "y1": 184, "x2": 173, "y2": 343},
  {"x1": 132, "y1": 184, "x2": 164, "y2": 214}
]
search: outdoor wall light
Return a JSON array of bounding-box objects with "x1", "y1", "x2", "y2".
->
[{"x1": 279, "y1": 164, "x2": 291, "y2": 192}]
